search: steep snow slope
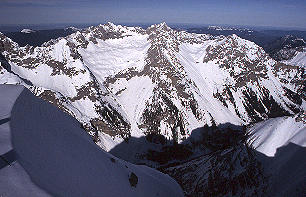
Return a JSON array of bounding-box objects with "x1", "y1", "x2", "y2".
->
[
  {"x1": 0, "y1": 22, "x2": 304, "y2": 150},
  {"x1": 249, "y1": 114, "x2": 306, "y2": 156},
  {"x1": 9, "y1": 86, "x2": 184, "y2": 197}
]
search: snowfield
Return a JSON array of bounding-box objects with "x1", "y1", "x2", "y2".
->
[
  {"x1": 249, "y1": 115, "x2": 306, "y2": 157},
  {"x1": 20, "y1": 29, "x2": 36, "y2": 34},
  {"x1": 80, "y1": 33, "x2": 150, "y2": 82}
]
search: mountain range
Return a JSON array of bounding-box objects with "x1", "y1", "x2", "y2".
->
[{"x1": 0, "y1": 22, "x2": 305, "y2": 196}]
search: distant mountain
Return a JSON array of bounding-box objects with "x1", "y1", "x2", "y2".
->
[
  {"x1": 3, "y1": 28, "x2": 78, "y2": 47},
  {"x1": 186, "y1": 26, "x2": 277, "y2": 49},
  {"x1": 265, "y1": 35, "x2": 306, "y2": 68},
  {"x1": 282, "y1": 48, "x2": 306, "y2": 68},
  {"x1": 20, "y1": 29, "x2": 36, "y2": 34},
  {"x1": 186, "y1": 26, "x2": 306, "y2": 56},
  {"x1": 186, "y1": 26, "x2": 306, "y2": 68}
]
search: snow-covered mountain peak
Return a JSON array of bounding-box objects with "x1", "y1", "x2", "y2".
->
[
  {"x1": 148, "y1": 22, "x2": 172, "y2": 33},
  {"x1": 150, "y1": 22, "x2": 168, "y2": 28},
  {"x1": 21, "y1": 29, "x2": 36, "y2": 33},
  {"x1": 97, "y1": 22, "x2": 123, "y2": 32},
  {"x1": 64, "y1": 26, "x2": 81, "y2": 32}
]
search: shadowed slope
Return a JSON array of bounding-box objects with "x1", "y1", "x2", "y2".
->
[{"x1": 10, "y1": 87, "x2": 184, "y2": 197}]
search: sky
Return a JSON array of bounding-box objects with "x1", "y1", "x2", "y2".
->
[{"x1": 0, "y1": 0, "x2": 306, "y2": 29}]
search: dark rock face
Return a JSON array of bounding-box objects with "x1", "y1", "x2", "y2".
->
[
  {"x1": 164, "y1": 145, "x2": 266, "y2": 197},
  {"x1": 162, "y1": 126, "x2": 267, "y2": 197}
]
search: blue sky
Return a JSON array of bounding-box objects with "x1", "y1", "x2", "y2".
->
[{"x1": 1, "y1": 0, "x2": 305, "y2": 29}]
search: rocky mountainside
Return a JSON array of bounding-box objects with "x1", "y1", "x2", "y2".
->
[
  {"x1": 0, "y1": 22, "x2": 304, "y2": 150},
  {"x1": 162, "y1": 113, "x2": 305, "y2": 197},
  {"x1": 266, "y1": 35, "x2": 306, "y2": 68},
  {"x1": 162, "y1": 133, "x2": 266, "y2": 197}
]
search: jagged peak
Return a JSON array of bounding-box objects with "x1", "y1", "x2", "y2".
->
[
  {"x1": 158, "y1": 22, "x2": 168, "y2": 27},
  {"x1": 147, "y1": 22, "x2": 173, "y2": 34},
  {"x1": 92, "y1": 22, "x2": 128, "y2": 33},
  {"x1": 230, "y1": 34, "x2": 239, "y2": 39},
  {"x1": 105, "y1": 21, "x2": 117, "y2": 27},
  {"x1": 0, "y1": 32, "x2": 6, "y2": 41},
  {"x1": 149, "y1": 22, "x2": 170, "y2": 30}
]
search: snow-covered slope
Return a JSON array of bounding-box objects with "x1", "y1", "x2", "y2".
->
[
  {"x1": 248, "y1": 114, "x2": 306, "y2": 197},
  {"x1": 0, "y1": 22, "x2": 304, "y2": 150},
  {"x1": 1, "y1": 84, "x2": 184, "y2": 197},
  {"x1": 282, "y1": 49, "x2": 306, "y2": 68},
  {"x1": 249, "y1": 114, "x2": 306, "y2": 156}
]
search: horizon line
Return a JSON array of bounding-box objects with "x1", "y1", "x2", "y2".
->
[{"x1": 0, "y1": 22, "x2": 306, "y2": 31}]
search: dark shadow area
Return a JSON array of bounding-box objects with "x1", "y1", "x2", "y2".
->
[
  {"x1": 0, "y1": 117, "x2": 10, "y2": 125},
  {"x1": 255, "y1": 143, "x2": 306, "y2": 197},
  {"x1": 0, "y1": 149, "x2": 16, "y2": 169},
  {"x1": 9, "y1": 88, "x2": 184, "y2": 197},
  {"x1": 110, "y1": 123, "x2": 247, "y2": 166},
  {"x1": 0, "y1": 53, "x2": 12, "y2": 72},
  {"x1": 110, "y1": 123, "x2": 306, "y2": 197}
]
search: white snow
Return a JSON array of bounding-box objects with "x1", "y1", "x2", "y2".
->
[
  {"x1": 0, "y1": 84, "x2": 24, "y2": 154},
  {"x1": 80, "y1": 33, "x2": 150, "y2": 83},
  {"x1": 108, "y1": 76, "x2": 155, "y2": 137},
  {"x1": 282, "y1": 49, "x2": 306, "y2": 68},
  {"x1": 20, "y1": 29, "x2": 36, "y2": 33},
  {"x1": 176, "y1": 42, "x2": 243, "y2": 126},
  {"x1": 249, "y1": 115, "x2": 306, "y2": 157},
  {"x1": 0, "y1": 162, "x2": 51, "y2": 197}
]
